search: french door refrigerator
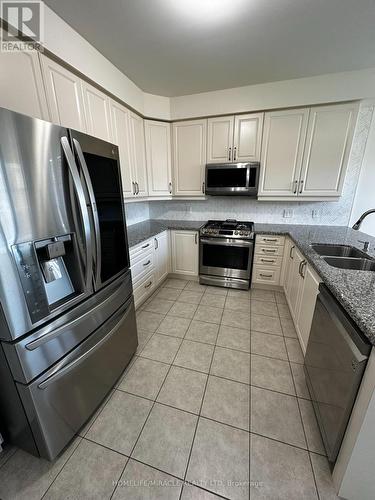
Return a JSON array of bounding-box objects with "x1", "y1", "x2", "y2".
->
[{"x1": 0, "y1": 107, "x2": 138, "y2": 460}]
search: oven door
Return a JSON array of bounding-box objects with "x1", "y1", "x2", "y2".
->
[{"x1": 200, "y1": 237, "x2": 253, "y2": 279}]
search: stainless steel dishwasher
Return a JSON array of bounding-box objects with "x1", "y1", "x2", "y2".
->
[{"x1": 304, "y1": 284, "x2": 371, "y2": 464}]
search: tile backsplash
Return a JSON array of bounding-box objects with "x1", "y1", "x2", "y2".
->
[
  {"x1": 125, "y1": 201, "x2": 150, "y2": 226},
  {"x1": 127, "y1": 104, "x2": 374, "y2": 227}
]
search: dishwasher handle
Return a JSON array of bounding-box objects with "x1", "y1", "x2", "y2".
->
[{"x1": 318, "y1": 285, "x2": 370, "y2": 360}]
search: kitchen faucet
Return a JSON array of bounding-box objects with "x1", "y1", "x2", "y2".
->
[{"x1": 352, "y1": 209, "x2": 375, "y2": 230}]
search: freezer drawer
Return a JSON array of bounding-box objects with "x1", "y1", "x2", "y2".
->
[
  {"x1": 16, "y1": 296, "x2": 137, "y2": 460},
  {"x1": 3, "y1": 272, "x2": 132, "y2": 384}
]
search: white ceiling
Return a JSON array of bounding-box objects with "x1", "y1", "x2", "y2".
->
[{"x1": 44, "y1": 0, "x2": 375, "y2": 97}]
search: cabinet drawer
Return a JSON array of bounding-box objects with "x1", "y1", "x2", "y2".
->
[
  {"x1": 133, "y1": 271, "x2": 155, "y2": 309},
  {"x1": 255, "y1": 245, "x2": 284, "y2": 257},
  {"x1": 254, "y1": 255, "x2": 283, "y2": 267},
  {"x1": 131, "y1": 251, "x2": 154, "y2": 285},
  {"x1": 252, "y1": 267, "x2": 281, "y2": 285},
  {"x1": 129, "y1": 238, "x2": 154, "y2": 265},
  {"x1": 256, "y1": 235, "x2": 285, "y2": 246}
]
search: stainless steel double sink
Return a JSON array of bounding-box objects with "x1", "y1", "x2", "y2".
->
[{"x1": 311, "y1": 244, "x2": 375, "y2": 271}]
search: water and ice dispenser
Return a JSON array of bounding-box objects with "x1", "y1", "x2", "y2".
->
[{"x1": 12, "y1": 234, "x2": 85, "y2": 323}]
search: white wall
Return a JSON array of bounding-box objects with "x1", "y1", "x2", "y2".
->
[
  {"x1": 170, "y1": 69, "x2": 375, "y2": 120},
  {"x1": 350, "y1": 104, "x2": 375, "y2": 237}
]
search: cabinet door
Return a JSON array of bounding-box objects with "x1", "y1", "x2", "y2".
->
[
  {"x1": 287, "y1": 247, "x2": 304, "y2": 320},
  {"x1": 172, "y1": 120, "x2": 207, "y2": 196},
  {"x1": 82, "y1": 82, "x2": 112, "y2": 141},
  {"x1": 129, "y1": 112, "x2": 148, "y2": 197},
  {"x1": 0, "y1": 47, "x2": 49, "y2": 120},
  {"x1": 110, "y1": 101, "x2": 134, "y2": 198},
  {"x1": 233, "y1": 113, "x2": 263, "y2": 162},
  {"x1": 258, "y1": 109, "x2": 309, "y2": 197},
  {"x1": 296, "y1": 264, "x2": 320, "y2": 353},
  {"x1": 299, "y1": 103, "x2": 358, "y2": 198},
  {"x1": 207, "y1": 116, "x2": 234, "y2": 163},
  {"x1": 145, "y1": 121, "x2": 172, "y2": 196},
  {"x1": 40, "y1": 55, "x2": 86, "y2": 131},
  {"x1": 171, "y1": 231, "x2": 199, "y2": 276},
  {"x1": 155, "y1": 231, "x2": 170, "y2": 284}
]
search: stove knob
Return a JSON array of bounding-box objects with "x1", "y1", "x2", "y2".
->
[{"x1": 234, "y1": 230, "x2": 238, "y2": 235}]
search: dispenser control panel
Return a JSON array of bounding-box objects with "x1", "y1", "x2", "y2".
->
[{"x1": 12, "y1": 242, "x2": 50, "y2": 323}]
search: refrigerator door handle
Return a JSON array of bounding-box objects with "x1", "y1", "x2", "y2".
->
[
  {"x1": 25, "y1": 277, "x2": 125, "y2": 351},
  {"x1": 60, "y1": 137, "x2": 93, "y2": 291},
  {"x1": 72, "y1": 138, "x2": 102, "y2": 288},
  {"x1": 38, "y1": 297, "x2": 132, "y2": 390}
]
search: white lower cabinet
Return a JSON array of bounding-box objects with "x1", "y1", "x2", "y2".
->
[
  {"x1": 296, "y1": 264, "x2": 320, "y2": 353},
  {"x1": 283, "y1": 238, "x2": 321, "y2": 353},
  {"x1": 154, "y1": 231, "x2": 170, "y2": 285},
  {"x1": 130, "y1": 231, "x2": 171, "y2": 308},
  {"x1": 252, "y1": 235, "x2": 285, "y2": 286},
  {"x1": 171, "y1": 230, "x2": 199, "y2": 276}
]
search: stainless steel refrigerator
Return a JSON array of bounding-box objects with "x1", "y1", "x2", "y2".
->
[{"x1": 0, "y1": 107, "x2": 138, "y2": 460}]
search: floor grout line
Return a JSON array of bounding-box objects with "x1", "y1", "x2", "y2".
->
[{"x1": 280, "y1": 320, "x2": 322, "y2": 500}]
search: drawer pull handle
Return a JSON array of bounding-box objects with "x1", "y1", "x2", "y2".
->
[
  {"x1": 262, "y1": 249, "x2": 276, "y2": 253},
  {"x1": 143, "y1": 260, "x2": 151, "y2": 267},
  {"x1": 260, "y1": 258, "x2": 275, "y2": 263},
  {"x1": 144, "y1": 281, "x2": 153, "y2": 289},
  {"x1": 263, "y1": 238, "x2": 277, "y2": 242},
  {"x1": 260, "y1": 273, "x2": 273, "y2": 278},
  {"x1": 141, "y1": 243, "x2": 150, "y2": 249}
]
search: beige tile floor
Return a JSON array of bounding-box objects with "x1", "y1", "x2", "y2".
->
[{"x1": 0, "y1": 279, "x2": 340, "y2": 500}]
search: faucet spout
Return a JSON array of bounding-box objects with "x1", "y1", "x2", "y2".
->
[{"x1": 352, "y1": 209, "x2": 375, "y2": 230}]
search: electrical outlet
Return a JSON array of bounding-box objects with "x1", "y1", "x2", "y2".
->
[
  {"x1": 312, "y1": 209, "x2": 319, "y2": 219},
  {"x1": 283, "y1": 209, "x2": 293, "y2": 218}
]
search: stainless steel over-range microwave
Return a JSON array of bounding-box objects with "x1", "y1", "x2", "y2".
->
[{"x1": 205, "y1": 162, "x2": 260, "y2": 196}]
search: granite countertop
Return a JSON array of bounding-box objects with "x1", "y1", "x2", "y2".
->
[
  {"x1": 127, "y1": 219, "x2": 205, "y2": 248},
  {"x1": 255, "y1": 223, "x2": 375, "y2": 346},
  {"x1": 127, "y1": 219, "x2": 375, "y2": 345}
]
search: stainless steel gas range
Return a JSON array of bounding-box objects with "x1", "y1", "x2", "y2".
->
[{"x1": 199, "y1": 220, "x2": 255, "y2": 290}]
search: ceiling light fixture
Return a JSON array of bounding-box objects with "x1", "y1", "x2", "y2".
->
[{"x1": 168, "y1": 0, "x2": 246, "y2": 24}]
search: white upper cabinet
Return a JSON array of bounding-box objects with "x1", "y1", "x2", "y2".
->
[
  {"x1": 0, "y1": 48, "x2": 49, "y2": 120},
  {"x1": 207, "y1": 116, "x2": 234, "y2": 163},
  {"x1": 129, "y1": 112, "x2": 148, "y2": 197},
  {"x1": 233, "y1": 113, "x2": 263, "y2": 162},
  {"x1": 40, "y1": 55, "x2": 86, "y2": 132},
  {"x1": 259, "y1": 103, "x2": 358, "y2": 200},
  {"x1": 110, "y1": 100, "x2": 133, "y2": 197},
  {"x1": 259, "y1": 108, "x2": 309, "y2": 197},
  {"x1": 145, "y1": 120, "x2": 172, "y2": 197},
  {"x1": 82, "y1": 81, "x2": 112, "y2": 142},
  {"x1": 299, "y1": 103, "x2": 358, "y2": 198},
  {"x1": 207, "y1": 113, "x2": 263, "y2": 163},
  {"x1": 172, "y1": 119, "x2": 207, "y2": 196}
]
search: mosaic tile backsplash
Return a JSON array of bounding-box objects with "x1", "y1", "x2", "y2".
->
[{"x1": 127, "y1": 104, "x2": 374, "y2": 227}]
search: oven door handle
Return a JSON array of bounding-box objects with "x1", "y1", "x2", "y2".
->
[{"x1": 200, "y1": 237, "x2": 253, "y2": 248}]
